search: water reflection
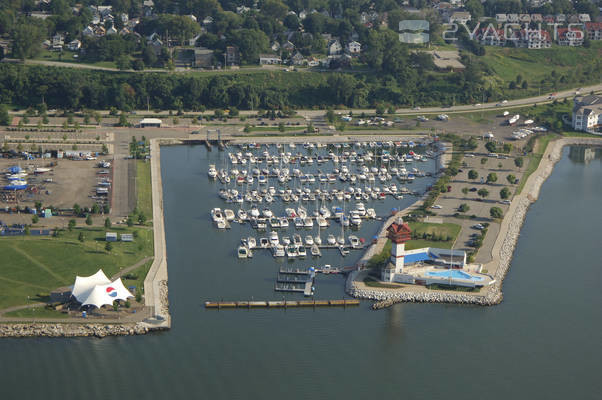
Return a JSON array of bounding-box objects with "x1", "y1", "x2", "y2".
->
[{"x1": 568, "y1": 145, "x2": 601, "y2": 164}]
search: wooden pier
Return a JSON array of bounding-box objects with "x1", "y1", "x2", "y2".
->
[{"x1": 204, "y1": 299, "x2": 360, "y2": 309}]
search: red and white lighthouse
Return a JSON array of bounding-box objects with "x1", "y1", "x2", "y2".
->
[{"x1": 382, "y1": 217, "x2": 412, "y2": 281}]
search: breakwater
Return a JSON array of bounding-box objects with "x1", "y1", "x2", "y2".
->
[
  {"x1": 348, "y1": 136, "x2": 602, "y2": 308},
  {"x1": 0, "y1": 322, "x2": 167, "y2": 338}
]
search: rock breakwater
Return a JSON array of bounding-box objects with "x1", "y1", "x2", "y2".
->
[{"x1": 0, "y1": 322, "x2": 165, "y2": 338}]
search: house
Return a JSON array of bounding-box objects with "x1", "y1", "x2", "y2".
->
[
  {"x1": 567, "y1": 14, "x2": 580, "y2": 24},
  {"x1": 347, "y1": 41, "x2": 361, "y2": 54},
  {"x1": 236, "y1": 5, "x2": 250, "y2": 14},
  {"x1": 52, "y1": 34, "x2": 64, "y2": 46},
  {"x1": 307, "y1": 57, "x2": 319, "y2": 67},
  {"x1": 259, "y1": 54, "x2": 282, "y2": 65},
  {"x1": 556, "y1": 14, "x2": 566, "y2": 23},
  {"x1": 496, "y1": 14, "x2": 507, "y2": 23},
  {"x1": 519, "y1": 14, "x2": 531, "y2": 23},
  {"x1": 188, "y1": 33, "x2": 201, "y2": 46},
  {"x1": 194, "y1": 48, "x2": 214, "y2": 68},
  {"x1": 290, "y1": 52, "x2": 305, "y2": 65},
  {"x1": 447, "y1": 11, "x2": 471, "y2": 24},
  {"x1": 67, "y1": 39, "x2": 81, "y2": 51},
  {"x1": 83, "y1": 26, "x2": 94, "y2": 37},
  {"x1": 513, "y1": 29, "x2": 551, "y2": 49},
  {"x1": 507, "y1": 14, "x2": 519, "y2": 23},
  {"x1": 557, "y1": 28, "x2": 584, "y2": 46},
  {"x1": 572, "y1": 95, "x2": 602, "y2": 133},
  {"x1": 282, "y1": 41, "x2": 295, "y2": 51},
  {"x1": 226, "y1": 46, "x2": 239, "y2": 65},
  {"x1": 327, "y1": 39, "x2": 342, "y2": 56},
  {"x1": 578, "y1": 14, "x2": 590, "y2": 23},
  {"x1": 543, "y1": 15, "x2": 555, "y2": 24},
  {"x1": 105, "y1": 232, "x2": 117, "y2": 242},
  {"x1": 531, "y1": 14, "x2": 543, "y2": 23},
  {"x1": 585, "y1": 22, "x2": 602, "y2": 40},
  {"x1": 271, "y1": 42, "x2": 280, "y2": 52},
  {"x1": 476, "y1": 28, "x2": 506, "y2": 46}
]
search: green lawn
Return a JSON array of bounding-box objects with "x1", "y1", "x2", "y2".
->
[
  {"x1": 0, "y1": 227, "x2": 153, "y2": 310},
  {"x1": 406, "y1": 222, "x2": 461, "y2": 250},
  {"x1": 5, "y1": 307, "x2": 67, "y2": 319},
  {"x1": 121, "y1": 259, "x2": 153, "y2": 296},
  {"x1": 480, "y1": 44, "x2": 602, "y2": 92},
  {"x1": 136, "y1": 160, "x2": 152, "y2": 219},
  {"x1": 516, "y1": 134, "x2": 556, "y2": 194},
  {"x1": 363, "y1": 276, "x2": 402, "y2": 289},
  {"x1": 247, "y1": 126, "x2": 305, "y2": 132}
]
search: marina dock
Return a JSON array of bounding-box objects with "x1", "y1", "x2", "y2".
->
[{"x1": 204, "y1": 299, "x2": 360, "y2": 309}]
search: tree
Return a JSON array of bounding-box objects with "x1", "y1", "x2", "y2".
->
[
  {"x1": 462, "y1": 187, "x2": 469, "y2": 195},
  {"x1": 138, "y1": 212, "x2": 147, "y2": 225},
  {"x1": 514, "y1": 157, "x2": 524, "y2": 170},
  {"x1": 116, "y1": 55, "x2": 131, "y2": 70},
  {"x1": 11, "y1": 20, "x2": 45, "y2": 59},
  {"x1": 326, "y1": 109, "x2": 335, "y2": 123},
  {"x1": 32, "y1": 215, "x2": 39, "y2": 224},
  {"x1": 500, "y1": 187, "x2": 511, "y2": 199},
  {"x1": 278, "y1": 123, "x2": 285, "y2": 133},
  {"x1": 105, "y1": 241, "x2": 113, "y2": 252},
  {"x1": 506, "y1": 174, "x2": 517, "y2": 184},
  {"x1": 104, "y1": 218, "x2": 111, "y2": 228},
  {"x1": 375, "y1": 103, "x2": 386, "y2": 116},
  {"x1": 486, "y1": 173, "x2": 498, "y2": 184},
  {"x1": 78, "y1": 232, "x2": 85, "y2": 242},
  {"x1": 485, "y1": 141, "x2": 497, "y2": 153},
  {"x1": 127, "y1": 216, "x2": 134, "y2": 227},
  {"x1": 477, "y1": 188, "x2": 489, "y2": 199},
  {"x1": 68, "y1": 219, "x2": 76, "y2": 231},
  {"x1": 490, "y1": 207, "x2": 503, "y2": 219},
  {"x1": 480, "y1": 158, "x2": 487, "y2": 165},
  {"x1": 498, "y1": 162, "x2": 503, "y2": 169},
  {"x1": 458, "y1": 203, "x2": 470, "y2": 213},
  {"x1": 91, "y1": 203, "x2": 100, "y2": 214},
  {"x1": 0, "y1": 104, "x2": 9, "y2": 125},
  {"x1": 85, "y1": 214, "x2": 93, "y2": 225},
  {"x1": 468, "y1": 170, "x2": 478, "y2": 180},
  {"x1": 118, "y1": 112, "x2": 128, "y2": 127}
]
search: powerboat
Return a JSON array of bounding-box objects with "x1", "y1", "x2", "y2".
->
[
  {"x1": 327, "y1": 234, "x2": 336, "y2": 245},
  {"x1": 272, "y1": 244, "x2": 285, "y2": 257},
  {"x1": 349, "y1": 235, "x2": 361, "y2": 249},
  {"x1": 304, "y1": 235, "x2": 314, "y2": 246},
  {"x1": 310, "y1": 244, "x2": 321, "y2": 257},
  {"x1": 208, "y1": 165, "x2": 217, "y2": 179},
  {"x1": 269, "y1": 231, "x2": 279, "y2": 246},
  {"x1": 223, "y1": 209, "x2": 235, "y2": 221},
  {"x1": 237, "y1": 246, "x2": 250, "y2": 258},
  {"x1": 297, "y1": 246, "x2": 307, "y2": 257}
]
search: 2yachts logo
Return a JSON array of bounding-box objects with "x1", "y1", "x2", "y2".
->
[{"x1": 399, "y1": 20, "x2": 430, "y2": 44}]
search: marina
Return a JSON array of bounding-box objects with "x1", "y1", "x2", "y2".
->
[{"x1": 204, "y1": 299, "x2": 360, "y2": 308}]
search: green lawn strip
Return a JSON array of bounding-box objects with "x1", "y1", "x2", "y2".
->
[
  {"x1": 4, "y1": 307, "x2": 66, "y2": 319},
  {"x1": 136, "y1": 160, "x2": 153, "y2": 219},
  {"x1": 247, "y1": 126, "x2": 305, "y2": 132},
  {"x1": 10, "y1": 242, "x2": 69, "y2": 284},
  {"x1": 0, "y1": 227, "x2": 153, "y2": 310},
  {"x1": 121, "y1": 259, "x2": 154, "y2": 296},
  {"x1": 363, "y1": 276, "x2": 402, "y2": 289},
  {"x1": 406, "y1": 222, "x2": 461, "y2": 250},
  {"x1": 516, "y1": 134, "x2": 555, "y2": 195}
]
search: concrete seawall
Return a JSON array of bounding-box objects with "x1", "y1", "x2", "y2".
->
[
  {"x1": 347, "y1": 136, "x2": 602, "y2": 307},
  {"x1": 140, "y1": 139, "x2": 170, "y2": 328}
]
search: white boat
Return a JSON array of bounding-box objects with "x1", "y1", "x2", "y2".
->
[
  {"x1": 272, "y1": 244, "x2": 285, "y2": 257},
  {"x1": 349, "y1": 235, "x2": 361, "y2": 248},
  {"x1": 314, "y1": 235, "x2": 322, "y2": 245},
  {"x1": 310, "y1": 244, "x2": 321, "y2": 257},
  {"x1": 279, "y1": 217, "x2": 289, "y2": 228},
  {"x1": 262, "y1": 208, "x2": 273, "y2": 218},
  {"x1": 224, "y1": 209, "x2": 235, "y2": 221},
  {"x1": 269, "y1": 231, "x2": 279, "y2": 246},
  {"x1": 293, "y1": 234, "x2": 303, "y2": 246},
  {"x1": 297, "y1": 246, "x2": 307, "y2": 257},
  {"x1": 338, "y1": 245, "x2": 350, "y2": 256},
  {"x1": 247, "y1": 237, "x2": 256, "y2": 248},
  {"x1": 250, "y1": 207, "x2": 260, "y2": 218},
  {"x1": 237, "y1": 246, "x2": 249, "y2": 258},
  {"x1": 337, "y1": 235, "x2": 345, "y2": 245},
  {"x1": 211, "y1": 208, "x2": 224, "y2": 223},
  {"x1": 327, "y1": 234, "x2": 336, "y2": 245},
  {"x1": 305, "y1": 235, "x2": 314, "y2": 246},
  {"x1": 303, "y1": 217, "x2": 314, "y2": 228},
  {"x1": 286, "y1": 244, "x2": 298, "y2": 258},
  {"x1": 208, "y1": 164, "x2": 217, "y2": 179},
  {"x1": 259, "y1": 237, "x2": 270, "y2": 248},
  {"x1": 282, "y1": 236, "x2": 291, "y2": 245},
  {"x1": 237, "y1": 209, "x2": 248, "y2": 220},
  {"x1": 317, "y1": 216, "x2": 328, "y2": 227}
]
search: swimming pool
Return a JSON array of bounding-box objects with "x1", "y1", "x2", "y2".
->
[{"x1": 425, "y1": 270, "x2": 484, "y2": 282}]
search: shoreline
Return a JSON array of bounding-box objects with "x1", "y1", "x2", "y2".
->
[{"x1": 346, "y1": 137, "x2": 602, "y2": 307}]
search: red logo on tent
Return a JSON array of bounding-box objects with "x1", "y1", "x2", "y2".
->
[{"x1": 106, "y1": 286, "x2": 117, "y2": 297}]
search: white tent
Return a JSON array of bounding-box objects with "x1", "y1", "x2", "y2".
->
[
  {"x1": 81, "y1": 278, "x2": 133, "y2": 309},
  {"x1": 71, "y1": 270, "x2": 111, "y2": 303}
]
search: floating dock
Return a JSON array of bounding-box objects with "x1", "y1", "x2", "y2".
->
[{"x1": 204, "y1": 299, "x2": 360, "y2": 309}]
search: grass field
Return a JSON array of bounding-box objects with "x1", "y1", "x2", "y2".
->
[
  {"x1": 406, "y1": 222, "x2": 461, "y2": 250},
  {"x1": 480, "y1": 44, "x2": 602, "y2": 89},
  {"x1": 247, "y1": 126, "x2": 305, "y2": 133},
  {"x1": 136, "y1": 160, "x2": 152, "y2": 219},
  {"x1": 0, "y1": 227, "x2": 153, "y2": 310},
  {"x1": 4, "y1": 307, "x2": 66, "y2": 318},
  {"x1": 516, "y1": 133, "x2": 556, "y2": 194}
]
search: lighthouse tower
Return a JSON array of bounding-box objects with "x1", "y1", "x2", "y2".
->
[{"x1": 382, "y1": 217, "x2": 412, "y2": 282}]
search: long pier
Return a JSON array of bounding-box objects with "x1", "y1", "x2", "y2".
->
[{"x1": 204, "y1": 299, "x2": 360, "y2": 309}]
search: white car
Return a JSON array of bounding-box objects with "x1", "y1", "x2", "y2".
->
[
  {"x1": 472, "y1": 224, "x2": 484, "y2": 230},
  {"x1": 501, "y1": 200, "x2": 511, "y2": 205},
  {"x1": 431, "y1": 205, "x2": 442, "y2": 209}
]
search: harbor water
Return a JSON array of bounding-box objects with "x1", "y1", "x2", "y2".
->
[{"x1": 0, "y1": 144, "x2": 600, "y2": 400}]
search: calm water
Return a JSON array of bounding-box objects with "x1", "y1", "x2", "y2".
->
[{"x1": 0, "y1": 145, "x2": 600, "y2": 400}]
